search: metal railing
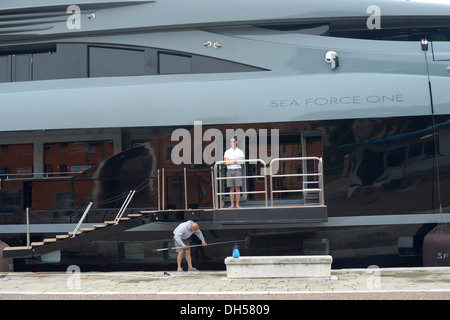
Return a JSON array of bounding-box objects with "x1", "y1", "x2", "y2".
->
[
  {"x1": 22, "y1": 189, "x2": 136, "y2": 245},
  {"x1": 213, "y1": 156, "x2": 324, "y2": 209},
  {"x1": 213, "y1": 159, "x2": 268, "y2": 209},
  {"x1": 71, "y1": 202, "x2": 94, "y2": 237},
  {"x1": 113, "y1": 190, "x2": 136, "y2": 224},
  {"x1": 155, "y1": 156, "x2": 324, "y2": 211},
  {"x1": 0, "y1": 171, "x2": 81, "y2": 181},
  {"x1": 269, "y1": 157, "x2": 324, "y2": 206}
]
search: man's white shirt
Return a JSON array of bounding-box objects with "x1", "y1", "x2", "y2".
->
[{"x1": 224, "y1": 147, "x2": 244, "y2": 169}]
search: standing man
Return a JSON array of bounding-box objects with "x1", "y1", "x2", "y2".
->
[
  {"x1": 224, "y1": 136, "x2": 245, "y2": 208},
  {"x1": 173, "y1": 220, "x2": 207, "y2": 272}
]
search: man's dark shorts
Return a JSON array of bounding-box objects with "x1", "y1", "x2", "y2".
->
[
  {"x1": 174, "y1": 237, "x2": 190, "y2": 252},
  {"x1": 227, "y1": 169, "x2": 243, "y2": 187}
]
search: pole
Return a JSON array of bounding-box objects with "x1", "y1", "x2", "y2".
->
[
  {"x1": 184, "y1": 167, "x2": 188, "y2": 210},
  {"x1": 26, "y1": 207, "x2": 30, "y2": 249},
  {"x1": 152, "y1": 237, "x2": 250, "y2": 252}
]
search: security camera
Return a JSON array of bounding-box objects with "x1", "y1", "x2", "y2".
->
[{"x1": 325, "y1": 51, "x2": 339, "y2": 70}]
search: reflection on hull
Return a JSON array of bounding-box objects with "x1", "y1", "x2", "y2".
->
[
  {"x1": 2, "y1": 116, "x2": 450, "y2": 270},
  {"x1": 2, "y1": 0, "x2": 450, "y2": 270},
  {"x1": 14, "y1": 221, "x2": 436, "y2": 271}
]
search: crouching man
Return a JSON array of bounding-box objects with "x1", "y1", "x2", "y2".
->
[{"x1": 173, "y1": 220, "x2": 207, "y2": 272}]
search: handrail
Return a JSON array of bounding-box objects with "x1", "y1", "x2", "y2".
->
[
  {"x1": 71, "y1": 202, "x2": 93, "y2": 237},
  {"x1": 157, "y1": 169, "x2": 161, "y2": 210},
  {"x1": 211, "y1": 156, "x2": 324, "y2": 209},
  {"x1": 0, "y1": 171, "x2": 81, "y2": 181},
  {"x1": 155, "y1": 156, "x2": 324, "y2": 211},
  {"x1": 269, "y1": 157, "x2": 324, "y2": 206},
  {"x1": 114, "y1": 190, "x2": 135, "y2": 224},
  {"x1": 26, "y1": 207, "x2": 30, "y2": 248},
  {"x1": 213, "y1": 159, "x2": 268, "y2": 209}
]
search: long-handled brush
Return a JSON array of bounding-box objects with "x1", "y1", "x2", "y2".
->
[{"x1": 152, "y1": 236, "x2": 250, "y2": 252}]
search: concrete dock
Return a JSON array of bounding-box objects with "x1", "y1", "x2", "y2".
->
[{"x1": 0, "y1": 266, "x2": 449, "y2": 300}]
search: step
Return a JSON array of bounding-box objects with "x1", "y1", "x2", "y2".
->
[
  {"x1": 56, "y1": 235, "x2": 70, "y2": 240},
  {"x1": 81, "y1": 228, "x2": 94, "y2": 232},
  {"x1": 30, "y1": 242, "x2": 44, "y2": 247},
  {"x1": 120, "y1": 217, "x2": 130, "y2": 221},
  {"x1": 128, "y1": 214, "x2": 142, "y2": 218},
  {"x1": 93, "y1": 224, "x2": 107, "y2": 228},
  {"x1": 3, "y1": 246, "x2": 30, "y2": 251},
  {"x1": 225, "y1": 255, "x2": 333, "y2": 278},
  {"x1": 43, "y1": 238, "x2": 57, "y2": 243},
  {"x1": 68, "y1": 231, "x2": 82, "y2": 236},
  {"x1": 104, "y1": 221, "x2": 116, "y2": 225}
]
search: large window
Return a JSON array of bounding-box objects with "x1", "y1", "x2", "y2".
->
[
  {"x1": 44, "y1": 141, "x2": 114, "y2": 175},
  {"x1": 0, "y1": 144, "x2": 33, "y2": 178}
]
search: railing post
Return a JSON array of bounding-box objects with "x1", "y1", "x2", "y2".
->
[
  {"x1": 318, "y1": 158, "x2": 324, "y2": 206},
  {"x1": 72, "y1": 202, "x2": 93, "y2": 237},
  {"x1": 157, "y1": 169, "x2": 161, "y2": 211},
  {"x1": 162, "y1": 168, "x2": 165, "y2": 210},
  {"x1": 184, "y1": 168, "x2": 188, "y2": 210},
  {"x1": 211, "y1": 167, "x2": 216, "y2": 209},
  {"x1": 26, "y1": 207, "x2": 30, "y2": 248},
  {"x1": 263, "y1": 165, "x2": 268, "y2": 207},
  {"x1": 213, "y1": 162, "x2": 221, "y2": 209},
  {"x1": 114, "y1": 190, "x2": 135, "y2": 224},
  {"x1": 270, "y1": 160, "x2": 274, "y2": 207}
]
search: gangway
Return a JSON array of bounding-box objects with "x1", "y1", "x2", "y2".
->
[{"x1": 3, "y1": 190, "x2": 142, "y2": 259}]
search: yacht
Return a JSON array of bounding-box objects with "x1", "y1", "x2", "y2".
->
[{"x1": 1, "y1": 0, "x2": 450, "y2": 270}]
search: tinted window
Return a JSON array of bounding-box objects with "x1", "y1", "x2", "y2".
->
[
  {"x1": 89, "y1": 46, "x2": 146, "y2": 77},
  {"x1": 57, "y1": 43, "x2": 87, "y2": 79},
  {"x1": 258, "y1": 19, "x2": 450, "y2": 41},
  {"x1": 33, "y1": 52, "x2": 58, "y2": 80},
  {"x1": 159, "y1": 53, "x2": 192, "y2": 74},
  {"x1": 13, "y1": 54, "x2": 32, "y2": 82},
  {"x1": 0, "y1": 56, "x2": 10, "y2": 83},
  {"x1": 193, "y1": 55, "x2": 262, "y2": 73},
  {"x1": 0, "y1": 44, "x2": 263, "y2": 82}
]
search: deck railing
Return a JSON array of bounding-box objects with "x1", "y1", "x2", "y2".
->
[
  {"x1": 213, "y1": 159, "x2": 268, "y2": 209},
  {"x1": 269, "y1": 157, "x2": 324, "y2": 207},
  {"x1": 212, "y1": 156, "x2": 324, "y2": 209},
  {"x1": 156, "y1": 156, "x2": 324, "y2": 210}
]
